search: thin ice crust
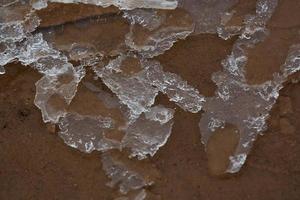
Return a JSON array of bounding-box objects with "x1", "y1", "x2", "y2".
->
[
  {"x1": 198, "y1": 0, "x2": 300, "y2": 173},
  {"x1": 33, "y1": 0, "x2": 178, "y2": 10}
]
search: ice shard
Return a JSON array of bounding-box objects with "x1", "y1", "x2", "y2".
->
[
  {"x1": 201, "y1": 42, "x2": 300, "y2": 173},
  {"x1": 93, "y1": 55, "x2": 205, "y2": 115},
  {"x1": 114, "y1": 189, "x2": 153, "y2": 200},
  {"x1": 38, "y1": 0, "x2": 178, "y2": 10},
  {"x1": 123, "y1": 9, "x2": 166, "y2": 31},
  {"x1": 178, "y1": 0, "x2": 238, "y2": 34},
  {"x1": 58, "y1": 112, "x2": 120, "y2": 153},
  {"x1": 0, "y1": 4, "x2": 40, "y2": 71},
  {"x1": 140, "y1": 59, "x2": 205, "y2": 113},
  {"x1": 1, "y1": 0, "x2": 297, "y2": 194},
  {"x1": 199, "y1": 75, "x2": 281, "y2": 172},
  {"x1": 101, "y1": 152, "x2": 155, "y2": 194},
  {"x1": 220, "y1": 0, "x2": 279, "y2": 81},
  {"x1": 122, "y1": 105, "x2": 174, "y2": 159},
  {"x1": 281, "y1": 44, "x2": 300, "y2": 77},
  {"x1": 124, "y1": 9, "x2": 194, "y2": 58},
  {"x1": 0, "y1": 28, "x2": 86, "y2": 123},
  {"x1": 199, "y1": 0, "x2": 297, "y2": 173},
  {"x1": 34, "y1": 65, "x2": 85, "y2": 123}
]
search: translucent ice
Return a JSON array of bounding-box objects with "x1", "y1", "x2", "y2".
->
[
  {"x1": 58, "y1": 112, "x2": 120, "y2": 153},
  {"x1": 122, "y1": 105, "x2": 174, "y2": 159},
  {"x1": 200, "y1": 41, "x2": 300, "y2": 173},
  {"x1": 141, "y1": 59, "x2": 205, "y2": 113},
  {"x1": 18, "y1": 34, "x2": 86, "y2": 123},
  {"x1": 1, "y1": 0, "x2": 296, "y2": 190},
  {"x1": 101, "y1": 152, "x2": 154, "y2": 194},
  {"x1": 199, "y1": 0, "x2": 297, "y2": 173},
  {"x1": 123, "y1": 9, "x2": 166, "y2": 31},
  {"x1": 44, "y1": 0, "x2": 178, "y2": 10},
  {"x1": 93, "y1": 55, "x2": 205, "y2": 115},
  {"x1": 178, "y1": 0, "x2": 238, "y2": 34},
  {"x1": 34, "y1": 65, "x2": 85, "y2": 123},
  {"x1": 124, "y1": 9, "x2": 194, "y2": 58},
  {"x1": 281, "y1": 44, "x2": 300, "y2": 77},
  {"x1": 221, "y1": 0, "x2": 279, "y2": 81},
  {"x1": 92, "y1": 55, "x2": 159, "y2": 118},
  {"x1": 199, "y1": 73, "x2": 283, "y2": 172},
  {"x1": 114, "y1": 189, "x2": 148, "y2": 200},
  {"x1": 0, "y1": 5, "x2": 40, "y2": 69}
]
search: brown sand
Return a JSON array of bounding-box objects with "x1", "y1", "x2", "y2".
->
[{"x1": 1, "y1": 0, "x2": 300, "y2": 199}]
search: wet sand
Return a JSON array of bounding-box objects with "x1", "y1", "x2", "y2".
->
[{"x1": 1, "y1": 0, "x2": 300, "y2": 199}]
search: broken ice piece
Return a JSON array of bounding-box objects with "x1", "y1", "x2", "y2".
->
[
  {"x1": 34, "y1": 64, "x2": 85, "y2": 123},
  {"x1": 220, "y1": 0, "x2": 279, "y2": 81},
  {"x1": 92, "y1": 55, "x2": 159, "y2": 118},
  {"x1": 199, "y1": 0, "x2": 281, "y2": 173},
  {"x1": 200, "y1": 41, "x2": 299, "y2": 173},
  {"x1": 0, "y1": 4, "x2": 40, "y2": 42},
  {"x1": 82, "y1": 81, "x2": 122, "y2": 109},
  {"x1": 131, "y1": 190, "x2": 147, "y2": 200},
  {"x1": 114, "y1": 189, "x2": 146, "y2": 200},
  {"x1": 281, "y1": 44, "x2": 300, "y2": 77},
  {"x1": 178, "y1": 0, "x2": 238, "y2": 34},
  {"x1": 122, "y1": 105, "x2": 174, "y2": 159},
  {"x1": 123, "y1": 9, "x2": 166, "y2": 31},
  {"x1": 141, "y1": 59, "x2": 205, "y2": 113},
  {"x1": 217, "y1": 11, "x2": 242, "y2": 40},
  {"x1": 0, "y1": 32, "x2": 85, "y2": 123},
  {"x1": 228, "y1": 153, "x2": 247, "y2": 173},
  {"x1": 199, "y1": 74, "x2": 282, "y2": 173},
  {"x1": 46, "y1": 0, "x2": 178, "y2": 10},
  {"x1": 206, "y1": 123, "x2": 240, "y2": 175},
  {"x1": 0, "y1": 8, "x2": 40, "y2": 70},
  {"x1": 0, "y1": 66, "x2": 5, "y2": 74},
  {"x1": 101, "y1": 151, "x2": 156, "y2": 194},
  {"x1": 58, "y1": 112, "x2": 120, "y2": 153},
  {"x1": 41, "y1": 61, "x2": 83, "y2": 121},
  {"x1": 31, "y1": 0, "x2": 48, "y2": 10},
  {"x1": 125, "y1": 9, "x2": 194, "y2": 58}
]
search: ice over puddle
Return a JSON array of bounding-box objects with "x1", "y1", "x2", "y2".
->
[
  {"x1": 1, "y1": 0, "x2": 300, "y2": 198},
  {"x1": 0, "y1": 26, "x2": 85, "y2": 123},
  {"x1": 92, "y1": 55, "x2": 159, "y2": 119},
  {"x1": 0, "y1": 2, "x2": 202, "y2": 195},
  {"x1": 122, "y1": 105, "x2": 174, "y2": 159},
  {"x1": 198, "y1": 0, "x2": 299, "y2": 173}
]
